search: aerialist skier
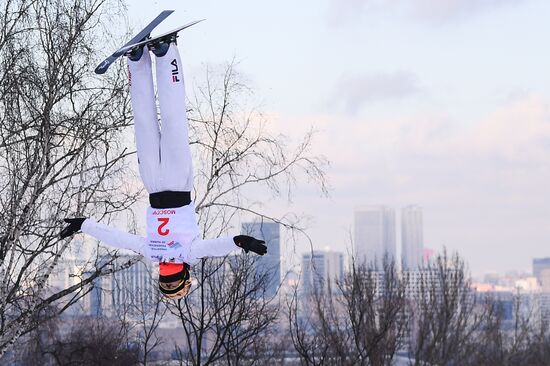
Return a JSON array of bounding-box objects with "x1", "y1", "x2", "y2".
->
[{"x1": 60, "y1": 36, "x2": 267, "y2": 300}]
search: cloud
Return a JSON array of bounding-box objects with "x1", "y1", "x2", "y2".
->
[
  {"x1": 276, "y1": 92, "x2": 550, "y2": 175},
  {"x1": 411, "y1": 0, "x2": 527, "y2": 23},
  {"x1": 326, "y1": 0, "x2": 372, "y2": 26},
  {"x1": 327, "y1": 0, "x2": 527, "y2": 26},
  {"x1": 326, "y1": 92, "x2": 550, "y2": 165},
  {"x1": 466, "y1": 94, "x2": 550, "y2": 163},
  {"x1": 331, "y1": 71, "x2": 420, "y2": 114}
]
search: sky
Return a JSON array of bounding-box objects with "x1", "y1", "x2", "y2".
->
[{"x1": 125, "y1": 0, "x2": 550, "y2": 276}]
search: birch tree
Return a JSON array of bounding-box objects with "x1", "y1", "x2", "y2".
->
[{"x1": 0, "y1": 0, "x2": 139, "y2": 354}]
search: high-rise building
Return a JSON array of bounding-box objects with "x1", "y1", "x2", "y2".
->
[
  {"x1": 354, "y1": 206, "x2": 396, "y2": 269},
  {"x1": 242, "y1": 221, "x2": 280, "y2": 297},
  {"x1": 537, "y1": 266, "x2": 550, "y2": 321},
  {"x1": 533, "y1": 258, "x2": 550, "y2": 284},
  {"x1": 302, "y1": 250, "x2": 344, "y2": 295},
  {"x1": 401, "y1": 205, "x2": 424, "y2": 270}
]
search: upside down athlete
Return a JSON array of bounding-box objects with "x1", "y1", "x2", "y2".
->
[{"x1": 60, "y1": 36, "x2": 267, "y2": 300}]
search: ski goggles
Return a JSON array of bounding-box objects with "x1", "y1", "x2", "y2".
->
[{"x1": 160, "y1": 278, "x2": 192, "y2": 299}]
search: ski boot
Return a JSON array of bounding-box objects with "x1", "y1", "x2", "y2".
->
[
  {"x1": 125, "y1": 42, "x2": 147, "y2": 62},
  {"x1": 148, "y1": 33, "x2": 177, "y2": 58}
]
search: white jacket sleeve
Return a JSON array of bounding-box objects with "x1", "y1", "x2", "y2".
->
[
  {"x1": 81, "y1": 218, "x2": 147, "y2": 256},
  {"x1": 190, "y1": 236, "x2": 240, "y2": 261}
]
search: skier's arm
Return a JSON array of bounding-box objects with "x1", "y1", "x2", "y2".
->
[
  {"x1": 61, "y1": 217, "x2": 146, "y2": 255},
  {"x1": 81, "y1": 219, "x2": 146, "y2": 254},
  {"x1": 191, "y1": 236, "x2": 240, "y2": 260}
]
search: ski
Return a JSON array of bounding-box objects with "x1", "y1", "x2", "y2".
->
[
  {"x1": 118, "y1": 19, "x2": 205, "y2": 55},
  {"x1": 95, "y1": 10, "x2": 174, "y2": 74}
]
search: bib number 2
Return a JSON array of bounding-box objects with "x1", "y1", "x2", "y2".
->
[{"x1": 157, "y1": 217, "x2": 170, "y2": 236}]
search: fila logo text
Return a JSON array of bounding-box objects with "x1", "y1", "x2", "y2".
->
[{"x1": 171, "y1": 59, "x2": 180, "y2": 82}]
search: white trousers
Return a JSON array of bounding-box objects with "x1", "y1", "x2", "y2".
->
[{"x1": 128, "y1": 44, "x2": 193, "y2": 193}]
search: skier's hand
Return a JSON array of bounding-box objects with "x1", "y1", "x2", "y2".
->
[
  {"x1": 60, "y1": 218, "x2": 86, "y2": 239},
  {"x1": 233, "y1": 235, "x2": 267, "y2": 256}
]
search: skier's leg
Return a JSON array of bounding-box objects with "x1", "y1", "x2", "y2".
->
[
  {"x1": 155, "y1": 43, "x2": 193, "y2": 192},
  {"x1": 128, "y1": 49, "x2": 162, "y2": 193}
]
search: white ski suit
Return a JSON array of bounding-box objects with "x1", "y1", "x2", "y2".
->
[{"x1": 82, "y1": 44, "x2": 238, "y2": 265}]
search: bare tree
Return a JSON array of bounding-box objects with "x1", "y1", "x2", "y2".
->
[
  {"x1": 469, "y1": 292, "x2": 550, "y2": 366},
  {"x1": 342, "y1": 258, "x2": 407, "y2": 365},
  {"x1": 126, "y1": 270, "x2": 167, "y2": 366},
  {"x1": 136, "y1": 290, "x2": 167, "y2": 365},
  {"x1": 406, "y1": 250, "x2": 481, "y2": 365},
  {"x1": 288, "y1": 283, "x2": 348, "y2": 365},
  {"x1": 288, "y1": 257, "x2": 406, "y2": 366},
  {"x1": 105, "y1": 256, "x2": 166, "y2": 365},
  {"x1": 169, "y1": 254, "x2": 278, "y2": 366},
  {"x1": 0, "y1": 0, "x2": 141, "y2": 354},
  {"x1": 15, "y1": 314, "x2": 139, "y2": 366},
  {"x1": 219, "y1": 255, "x2": 280, "y2": 366},
  {"x1": 246, "y1": 324, "x2": 294, "y2": 366},
  {"x1": 189, "y1": 61, "x2": 328, "y2": 238}
]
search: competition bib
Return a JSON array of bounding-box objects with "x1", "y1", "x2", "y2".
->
[{"x1": 145, "y1": 204, "x2": 199, "y2": 262}]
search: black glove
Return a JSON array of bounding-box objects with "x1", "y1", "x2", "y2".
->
[
  {"x1": 59, "y1": 218, "x2": 86, "y2": 239},
  {"x1": 233, "y1": 235, "x2": 267, "y2": 256}
]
